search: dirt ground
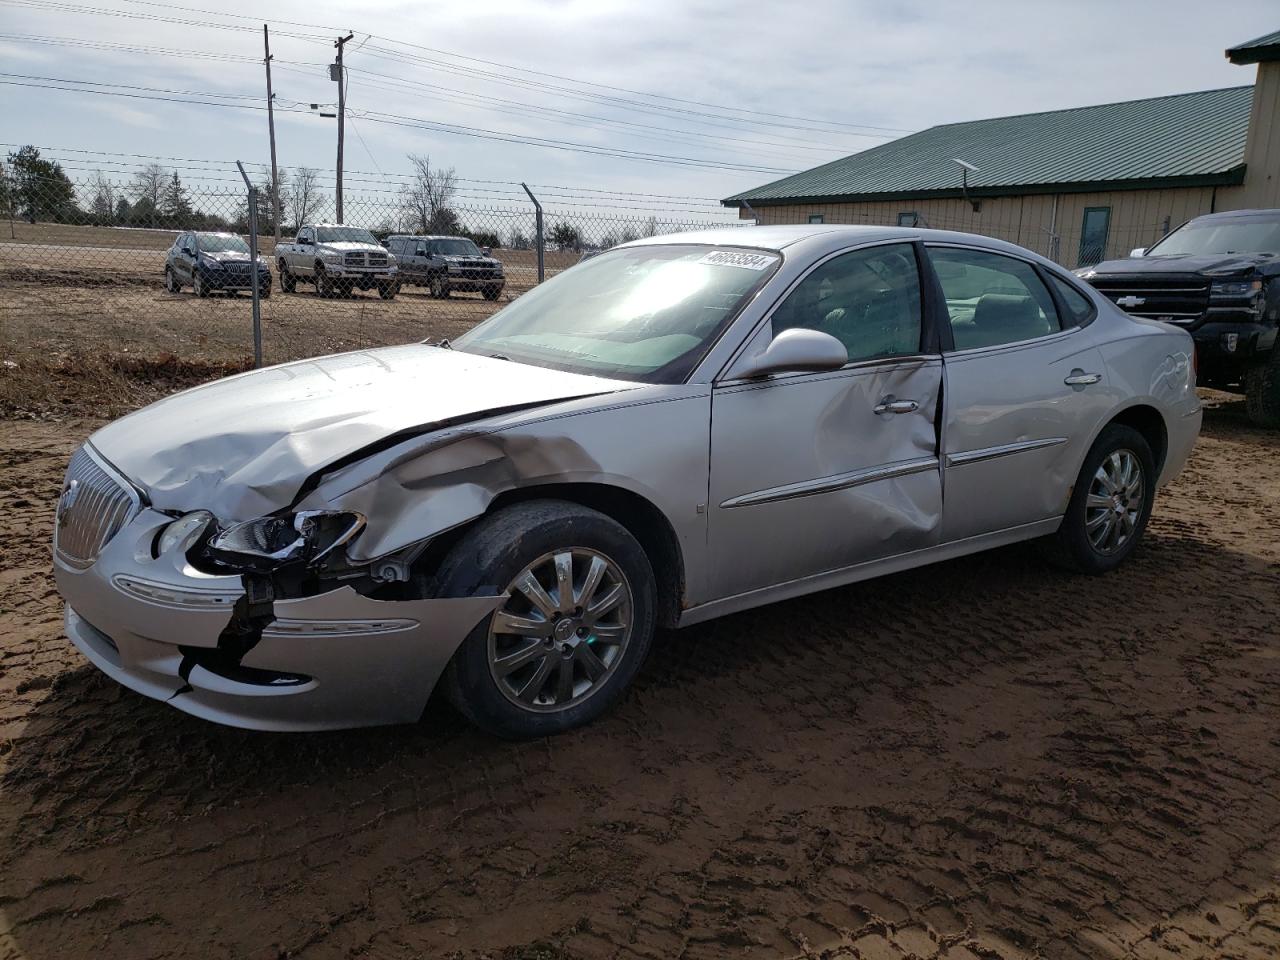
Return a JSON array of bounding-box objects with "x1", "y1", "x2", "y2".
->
[{"x1": 0, "y1": 387, "x2": 1278, "y2": 960}]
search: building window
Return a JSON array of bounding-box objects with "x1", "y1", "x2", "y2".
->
[
  {"x1": 1078, "y1": 206, "x2": 1111, "y2": 266},
  {"x1": 897, "y1": 212, "x2": 919, "y2": 227},
  {"x1": 807, "y1": 214, "x2": 825, "y2": 224}
]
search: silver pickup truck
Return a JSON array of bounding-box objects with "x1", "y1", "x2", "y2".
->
[{"x1": 276, "y1": 224, "x2": 399, "y2": 299}]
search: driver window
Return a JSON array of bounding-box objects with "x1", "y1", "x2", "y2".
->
[{"x1": 771, "y1": 243, "x2": 922, "y2": 362}]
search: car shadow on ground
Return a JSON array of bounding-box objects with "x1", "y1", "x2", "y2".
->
[{"x1": 3, "y1": 523, "x2": 1279, "y2": 959}]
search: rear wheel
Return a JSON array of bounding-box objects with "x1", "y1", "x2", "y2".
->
[
  {"x1": 433, "y1": 500, "x2": 656, "y2": 739},
  {"x1": 1045, "y1": 424, "x2": 1155, "y2": 574},
  {"x1": 1244, "y1": 351, "x2": 1280, "y2": 428}
]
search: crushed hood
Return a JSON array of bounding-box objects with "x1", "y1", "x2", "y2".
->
[{"x1": 90, "y1": 344, "x2": 638, "y2": 519}]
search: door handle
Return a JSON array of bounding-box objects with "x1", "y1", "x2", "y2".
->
[
  {"x1": 874, "y1": 396, "x2": 919, "y2": 415},
  {"x1": 1064, "y1": 370, "x2": 1102, "y2": 386}
]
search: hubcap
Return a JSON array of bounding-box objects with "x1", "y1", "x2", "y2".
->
[
  {"x1": 487, "y1": 548, "x2": 633, "y2": 713},
  {"x1": 1085, "y1": 448, "x2": 1144, "y2": 555}
]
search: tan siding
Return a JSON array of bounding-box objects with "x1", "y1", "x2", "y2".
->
[
  {"x1": 750, "y1": 184, "x2": 1223, "y2": 267},
  {"x1": 1218, "y1": 60, "x2": 1280, "y2": 210}
]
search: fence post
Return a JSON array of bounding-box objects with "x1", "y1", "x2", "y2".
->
[
  {"x1": 236, "y1": 161, "x2": 264, "y2": 369},
  {"x1": 522, "y1": 182, "x2": 544, "y2": 283}
]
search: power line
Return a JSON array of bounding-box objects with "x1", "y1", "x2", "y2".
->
[{"x1": 0, "y1": 78, "x2": 798, "y2": 175}]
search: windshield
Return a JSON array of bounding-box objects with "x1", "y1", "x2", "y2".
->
[
  {"x1": 453, "y1": 244, "x2": 780, "y2": 383},
  {"x1": 1147, "y1": 217, "x2": 1280, "y2": 257},
  {"x1": 198, "y1": 234, "x2": 249, "y2": 253},
  {"x1": 431, "y1": 238, "x2": 482, "y2": 256},
  {"x1": 316, "y1": 226, "x2": 379, "y2": 244}
]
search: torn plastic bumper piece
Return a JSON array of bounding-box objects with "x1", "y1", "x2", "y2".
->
[{"x1": 55, "y1": 508, "x2": 505, "y2": 731}]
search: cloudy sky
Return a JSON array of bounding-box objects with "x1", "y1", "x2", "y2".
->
[{"x1": 0, "y1": 0, "x2": 1273, "y2": 224}]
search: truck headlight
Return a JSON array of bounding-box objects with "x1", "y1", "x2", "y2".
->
[
  {"x1": 447, "y1": 263, "x2": 460, "y2": 273},
  {"x1": 322, "y1": 251, "x2": 343, "y2": 263},
  {"x1": 207, "y1": 511, "x2": 365, "y2": 566},
  {"x1": 1210, "y1": 279, "x2": 1262, "y2": 298}
]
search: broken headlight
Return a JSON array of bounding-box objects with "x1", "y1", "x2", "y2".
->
[{"x1": 207, "y1": 511, "x2": 366, "y2": 567}]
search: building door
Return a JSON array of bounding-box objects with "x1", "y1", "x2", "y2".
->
[{"x1": 1078, "y1": 206, "x2": 1111, "y2": 266}]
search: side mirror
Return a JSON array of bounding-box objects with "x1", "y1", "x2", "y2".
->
[
  {"x1": 1129, "y1": 247, "x2": 1147, "y2": 258},
  {"x1": 482, "y1": 246, "x2": 492, "y2": 256},
  {"x1": 733, "y1": 328, "x2": 848, "y2": 379},
  {"x1": 299, "y1": 237, "x2": 312, "y2": 246},
  {"x1": 415, "y1": 246, "x2": 427, "y2": 257}
]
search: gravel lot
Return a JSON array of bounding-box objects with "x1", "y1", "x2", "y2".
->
[{"x1": 1, "y1": 391, "x2": 1278, "y2": 960}]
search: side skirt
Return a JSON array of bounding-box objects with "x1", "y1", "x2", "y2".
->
[{"x1": 676, "y1": 517, "x2": 1063, "y2": 628}]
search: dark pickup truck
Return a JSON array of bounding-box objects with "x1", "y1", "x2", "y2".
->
[{"x1": 1079, "y1": 208, "x2": 1280, "y2": 426}]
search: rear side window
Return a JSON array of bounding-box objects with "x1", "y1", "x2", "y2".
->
[
  {"x1": 1048, "y1": 274, "x2": 1095, "y2": 327},
  {"x1": 929, "y1": 247, "x2": 1061, "y2": 350}
]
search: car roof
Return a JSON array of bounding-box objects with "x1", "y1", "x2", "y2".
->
[
  {"x1": 1188, "y1": 208, "x2": 1280, "y2": 222},
  {"x1": 386, "y1": 234, "x2": 472, "y2": 240},
  {"x1": 619, "y1": 223, "x2": 1067, "y2": 267}
]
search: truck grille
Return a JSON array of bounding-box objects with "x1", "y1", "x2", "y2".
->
[
  {"x1": 1088, "y1": 277, "x2": 1209, "y2": 325},
  {"x1": 368, "y1": 252, "x2": 388, "y2": 266},
  {"x1": 53, "y1": 446, "x2": 141, "y2": 569},
  {"x1": 343, "y1": 252, "x2": 365, "y2": 266}
]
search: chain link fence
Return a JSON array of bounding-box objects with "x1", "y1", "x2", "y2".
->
[{"x1": 0, "y1": 168, "x2": 744, "y2": 375}]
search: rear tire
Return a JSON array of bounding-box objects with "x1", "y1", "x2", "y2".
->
[
  {"x1": 1044, "y1": 424, "x2": 1155, "y2": 574},
  {"x1": 431, "y1": 500, "x2": 657, "y2": 739},
  {"x1": 1244, "y1": 351, "x2": 1280, "y2": 428}
]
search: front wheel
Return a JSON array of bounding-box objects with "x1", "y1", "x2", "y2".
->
[
  {"x1": 430, "y1": 275, "x2": 450, "y2": 299},
  {"x1": 378, "y1": 279, "x2": 399, "y2": 300},
  {"x1": 192, "y1": 270, "x2": 208, "y2": 298},
  {"x1": 1244, "y1": 351, "x2": 1280, "y2": 428},
  {"x1": 278, "y1": 261, "x2": 296, "y2": 293},
  {"x1": 482, "y1": 284, "x2": 502, "y2": 302},
  {"x1": 1045, "y1": 424, "x2": 1155, "y2": 574},
  {"x1": 433, "y1": 501, "x2": 656, "y2": 739},
  {"x1": 164, "y1": 266, "x2": 180, "y2": 293},
  {"x1": 315, "y1": 264, "x2": 334, "y2": 298}
]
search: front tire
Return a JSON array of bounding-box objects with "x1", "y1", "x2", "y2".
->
[
  {"x1": 378, "y1": 279, "x2": 399, "y2": 300},
  {"x1": 315, "y1": 263, "x2": 334, "y2": 298},
  {"x1": 430, "y1": 275, "x2": 450, "y2": 299},
  {"x1": 1046, "y1": 424, "x2": 1155, "y2": 574},
  {"x1": 164, "y1": 266, "x2": 180, "y2": 293},
  {"x1": 482, "y1": 284, "x2": 502, "y2": 302},
  {"x1": 433, "y1": 501, "x2": 656, "y2": 739},
  {"x1": 1244, "y1": 351, "x2": 1280, "y2": 428},
  {"x1": 278, "y1": 261, "x2": 296, "y2": 293},
  {"x1": 192, "y1": 270, "x2": 208, "y2": 298}
]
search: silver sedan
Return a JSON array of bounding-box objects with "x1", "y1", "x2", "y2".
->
[{"x1": 52, "y1": 226, "x2": 1201, "y2": 737}]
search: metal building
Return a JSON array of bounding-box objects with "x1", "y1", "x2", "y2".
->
[{"x1": 723, "y1": 30, "x2": 1280, "y2": 269}]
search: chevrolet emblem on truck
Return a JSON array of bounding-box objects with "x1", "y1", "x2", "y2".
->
[{"x1": 1115, "y1": 295, "x2": 1146, "y2": 308}]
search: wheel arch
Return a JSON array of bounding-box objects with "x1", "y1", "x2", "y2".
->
[
  {"x1": 418, "y1": 482, "x2": 686, "y2": 629},
  {"x1": 1101, "y1": 402, "x2": 1169, "y2": 476}
]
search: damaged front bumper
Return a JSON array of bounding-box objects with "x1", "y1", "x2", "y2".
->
[{"x1": 55, "y1": 507, "x2": 503, "y2": 732}]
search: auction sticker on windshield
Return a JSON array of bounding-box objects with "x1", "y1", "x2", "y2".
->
[{"x1": 698, "y1": 250, "x2": 779, "y2": 270}]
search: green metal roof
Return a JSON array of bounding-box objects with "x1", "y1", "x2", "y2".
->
[
  {"x1": 724, "y1": 86, "x2": 1253, "y2": 207},
  {"x1": 1227, "y1": 29, "x2": 1280, "y2": 64}
]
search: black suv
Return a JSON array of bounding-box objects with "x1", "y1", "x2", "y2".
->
[{"x1": 1079, "y1": 208, "x2": 1280, "y2": 426}]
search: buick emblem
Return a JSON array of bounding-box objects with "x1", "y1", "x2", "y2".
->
[
  {"x1": 56, "y1": 478, "x2": 80, "y2": 527},
  {"x1": 1115, "y1": 295, "x2": 1146, "y2": 308}
]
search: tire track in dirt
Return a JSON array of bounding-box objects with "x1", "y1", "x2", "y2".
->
[{"x1": 1, "y1": 395, "x2": 1279, "y2": 959}]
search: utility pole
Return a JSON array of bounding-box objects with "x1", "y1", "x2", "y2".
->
[
  {"x1": 333, "y1": 32, "x2": 354, "y2": 223},
  {"x1": 263, "y1": 24, "x2": 281, "y2": 243}
]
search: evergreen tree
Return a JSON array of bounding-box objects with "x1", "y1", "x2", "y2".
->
[
  {"x1": 161, "y1": 171, "x2": 193, "y2": 225},
  {"x1": 6, "y1": 145, "x2": 78, "y2": 221}
]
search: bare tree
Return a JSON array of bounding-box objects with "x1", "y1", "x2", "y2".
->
[
  {"x1": 400, "y1": 153, "x2": 457, "y2": 234},
  {"x1": 130, "y1": 163, "x2": 167, "y2": 210},
  {"x1": 89, "y1": 170, "x2": 117, "y2": 220},
  {"x1": 288, "y1": 166, "x2": 324, "y2": 229}
]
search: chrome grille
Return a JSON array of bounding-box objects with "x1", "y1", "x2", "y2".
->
[
  {"x1": 1087, "y1": 277, "x2": 1209, "y2": 325},
  {"x1": 367, "y1": 252, "x2": 388, "y2": 266},
  {"x1": 343, "y1": 252, "x2": 365, "y2": 266},
  {"x1": 53, "y1": 446, "x2": 140, "y2": 569}
]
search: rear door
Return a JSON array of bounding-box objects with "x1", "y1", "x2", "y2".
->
[
  {"x1": 708, "y1": 241, "x2": 944, "y2": 600},
  {"x1": 927, "y1": 244, "x2": 1112, "y2": 542}
]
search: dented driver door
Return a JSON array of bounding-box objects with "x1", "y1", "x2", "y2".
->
[{"x1": 706, "y1": 241, "x2": 944, "y2": 602}]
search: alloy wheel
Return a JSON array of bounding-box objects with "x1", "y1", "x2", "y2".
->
[
  {"x1": 487, "y1": 548, "x2": 633, "y2": 713},
  {"x1": 1085, "y1": 448, "x2": 1144, "y2": 555}
]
